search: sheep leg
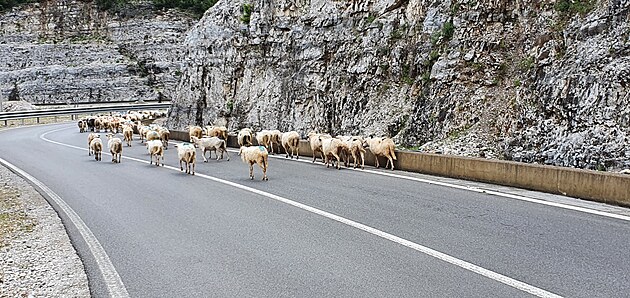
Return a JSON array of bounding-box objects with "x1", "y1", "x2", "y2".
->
[
  {"x1": 325, "y1": 154, "x2": 329, "y2": 168},
  {"x1": 375, "y1": 156, "x2": 380, "y2": 168},
  {"x1": 260, "y1": 156, "x2": 268, "y2": 181},
  {"x1": 150, "y1": 153, "x2": 153, "y2": 165},
  {"x1": 249, "y1": 162, "x2": 254, "y2": 180},
  {"x1": 360, "y1": 152, "x2": 365, "y2": 169},
  {"x1": 388, "y1": 156, "x2": 394, "y2": 170},
  {"x1": 333, "y1": 153, "x2": 341, "y2": 170},
  {"x1": 180, "y1": 160, "x2": 184, "y2": 172},
  {"x1": 223, "y1": 148, "x2": 230, "y2": 161},
  {"x1": 202, "y1": 149, "x2": 208, "y2": 162},
  {"x1": 191, "y1": 162, "x2": 195, "y2": 175},
  {"x1": 295, "y1": 147, "x2": 299, "y2": 160},
  {"x1": 312, "y1": 152, "x2": 316, "y2": 163}
]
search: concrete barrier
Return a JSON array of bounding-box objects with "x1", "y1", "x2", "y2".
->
[{"x1": 168, "y1": 130, "x2": 630, "y2": 206}]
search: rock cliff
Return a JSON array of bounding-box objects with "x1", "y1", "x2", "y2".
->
[
  {"x1": 0, "y1": 0, "x2": 195, "y2": 104},
  {"x1": 169, "y1": 0, "x2": 629, "y2": 171}
]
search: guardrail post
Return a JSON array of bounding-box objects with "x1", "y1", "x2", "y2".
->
[{"x1": 37, "y1": 117, "x2": 40, "y2": 124}]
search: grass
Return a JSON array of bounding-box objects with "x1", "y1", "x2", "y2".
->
[
  {"x1": 0, "y1": 187, "x2": 36, "y2": 248},
  {"x1": 240, "y1": 3, "x2": 253, "y2": 24}
]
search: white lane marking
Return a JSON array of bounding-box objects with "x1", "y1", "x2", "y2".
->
[
  {"x1": 221, "y1": 148, "x2": 630, "y2": 222},
  {"x1": 43, "y1": 127, "x2": 562, "y2": 297},
  {"x1": 0, "y1": 157, "x2": 130, "y2": 298}
]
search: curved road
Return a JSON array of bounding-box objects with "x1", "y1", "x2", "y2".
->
[{"x1": 1, "y1": 123, "x2": 629, "y2": 297}]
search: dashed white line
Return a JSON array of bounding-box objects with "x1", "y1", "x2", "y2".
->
[{"x1": 42, "y1": 126, "x2": 563, "y2": 297}]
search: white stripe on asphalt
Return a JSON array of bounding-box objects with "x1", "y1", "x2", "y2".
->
[
  {"x1": 0, "y1": 156, "x2": 130, "y2": 298},
  {"x1": 222, "y1": 148, "x2": 630, "y2": 222},
  {"x1": 42, "y1": 126, "x2": 562, "y2": 297}
]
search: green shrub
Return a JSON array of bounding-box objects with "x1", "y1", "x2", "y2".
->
[
  {"x1": 240, "y1": 3, "x2": 252, "y2": 24},
  {"x1": 0, "y1": 0, "x2": 35, "y2": 12},
  {"x1": 554, "y1": 0, "x2": 596, "y2": 17}
]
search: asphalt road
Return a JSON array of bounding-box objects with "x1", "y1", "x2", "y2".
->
[{"x1": 1, "y1": 123, "x2": 629, "y2": 297}]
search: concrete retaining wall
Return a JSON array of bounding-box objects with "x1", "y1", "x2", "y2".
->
[{"x1": 168, "y1": 130, "x2": 630, "y2": 206}]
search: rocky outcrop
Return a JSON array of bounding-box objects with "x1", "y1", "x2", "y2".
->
[
  {"x1": 169, "y1": 0, "x2": 629, "y2": 171},
  {"x1": 0, "y1": 0, "x2": 195, "y2": 104}
]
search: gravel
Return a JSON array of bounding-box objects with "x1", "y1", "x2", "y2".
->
[{"x1": 0, "y1": 165, "x2": 89, "y2": 297}]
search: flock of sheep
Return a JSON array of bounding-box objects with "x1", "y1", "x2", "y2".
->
[{"x1": 77, "y1": 111, "x2": 398, "y2": 181}]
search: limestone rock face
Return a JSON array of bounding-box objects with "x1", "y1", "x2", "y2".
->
[
  {"x1": 0, "y1": 0, "x2": 195, "y2": 104},
  {"x1": 169, "y1": 0, "x2": 629, "y2": 171}
]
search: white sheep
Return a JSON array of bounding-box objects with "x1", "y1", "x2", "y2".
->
[
  {"x1": 281, "y1": 131, "x2": 300, "y2": 159},
  {"x1": 239, "y1": 146, "x2": 269, "y2": 181},
  {"x1": 205, "y1": 125, "x2": 228, "y2": 140},
  {"x1": 158, "y1": 127, "x2": 170, "y2": 150},
  {"x1": 256, "y1": 130, "x2": 272, "y2": 152},
  {"x1": 237, "y1": 128, "x2": 253, "y2": 148},
  {"x1": 270, "y1": 129, "x2": 283, "y2": 154},
  {"x1": 307, "y1": 132, "x2": 331, "y2": 163},
  {"x1": 190, "y1": 136, "x2": 230, "y2": 162},
  {"x1": 90, "y1": 137, "x2": 103, "y2": 161},
  {"x1": 87, "y1": 133, "x2": 100, "y2": 156},
  {"x1": 106, "y1": 133, "x2": 123, "y2": 163},
  {"x1": 146, "y1": 139, "x2": 164, "y2": 166},
  {"x1": 321, "y1": 137, "x2": 348, "y2": 169},
  {"x1": 345, "y1": 136, "x2": 366, "y2": 169},
  {"x1": 364, "y1": 137, "x2": 397, "y2": 170},
  {"x1": 176, "y1": 143, "x2": 196, "y2": 175},
  {"x1": 187, "y1": 125, "x2": 204, "y2": 143},
  {"x1": 122, "y1": 124, "x2": 133, "y2": 147}
]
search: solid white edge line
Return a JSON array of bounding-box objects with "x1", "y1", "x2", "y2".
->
[
  {"x1": 221, "y1": 148, "x2": 630, "y2": 222},
  {"x1": 0, "y1": 156, "x2": 130, "y2": 298},
  {"x1": 42, "y1": 126, "x2": 562, "y2": 297}
]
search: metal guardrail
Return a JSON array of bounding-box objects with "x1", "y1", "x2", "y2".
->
[{"x1": 0, "y1": 103, "x2": 171, "y2": 121}]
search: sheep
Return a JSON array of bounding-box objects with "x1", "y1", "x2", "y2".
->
[
  {"x1": 281, "y1": 131, "x2": 300, "y2": 159},
  {"x1": 122, "y1": 124, "x2": 133, "y2": 147},
  {"x1": 138, "y1": 124, "x2": 151, "y2": 143},
  {"x1": 364, "y1": 137, "x2": 397, "y2": 170},
  {"x1": 90, "y1": 137, "x2": 103, "y2": 161},
  {"x1": 175, "y1": 143, "x2": 196, "y2": 175},
  {"x1": 146, "y1": 130, "x2": 160, "y2": 142},
  {"x1": 86, "y1": 117, "x2": 96, "y2": 132},
  {"x1": 344, "y1": 136, "x2": 366, "y2": 169},
  {"x1": 239, "y1": 146, "x2": 269, "y2": 181},
  {"x1": 255, "y1": 130, "x2": 272, "y2": 152},
  {"x1": 237, "y1": 128, "x2": 253, "y2": 148},
  {"x1": 307, "y1": 132, "x2": 332, "y2": 163},
  {"x1": 205, "y1": 125, "x2": 228, "y2": 140},
  {"x1": 321, "y1": 137, "x2": 348, "y2": 169},
  {"x1": 190, "y1": 136, "x2": 230, "y2": 162},
  {"x1": 188, "y1": 126, "x2": 204, "y2": 143},
  {"x1": 87, "y1": 133, "x2": 100, "y2": 156},
  {"x1": 270, "y1": 130, "x2": 283, "y2": 154},
  {"x1": 78, "y1": 120, "x2": 86, "y2": 133},
  {"x1": 106, "y1": 133, "x2": 123, "y2": 163},
  {"x1": 158, "y1": 127, "x2": 170, "y2": 150},
  {"x1": 146, "y1": 139, "x2": 164, "y2": 166}
]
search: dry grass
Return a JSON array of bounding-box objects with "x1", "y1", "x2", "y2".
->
[{"x1": 0, "y1": 185, "x2": 36, "y2": 248}]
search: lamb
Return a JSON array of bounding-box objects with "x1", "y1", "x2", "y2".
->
[
  {"x1": 307, "y1": 132, "x2": 332, "y2": 163},
  {"x1": 237, "y1": 128, "x2": 253, "y2": 147},
  {"x1": 321, "y1": 137, "x2": 348, "y2": 169},
  {"x1": 239, "y1": 146, "x2": 269, "y2": 181},
  {"x1": 175, "y1": 143, "x2": 196, "y2": 175},
  {"x1": 364, "y1": 137, "x2": 397, "y2": 170},
  {"x1": 205, "y1": 125, "x2": 228, "y2": 140},
  {"x1": 106, "y1": 133, "x2": 123, "y2": 163},
  {"x1": 146, "y1": 140, "x2": 164, "y2": 166},
  {"x1": 270, "y1": 130, "x2": 283, "y2": 154},
  {"x1": 122, "y1": 124, "x2": 133, "y2": 147},
  {"x1": 90, "y1": 137, "x2": 103, "y2": 161},
  {"x1": 190, "y1": 136, "x2": 230, "y2": 162},
  {"x1": 87, "y1": 133, "x2": 100, "y2": 156},
  {"x1": 255, "y1": 130, "x2": 273, "y2": 152},
  {"x1": 281, "y1": 131, "x2": 300, "y2": 159},
  {"x1": 78, "y1": 120, "x2": 86, "y2": 133}
]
